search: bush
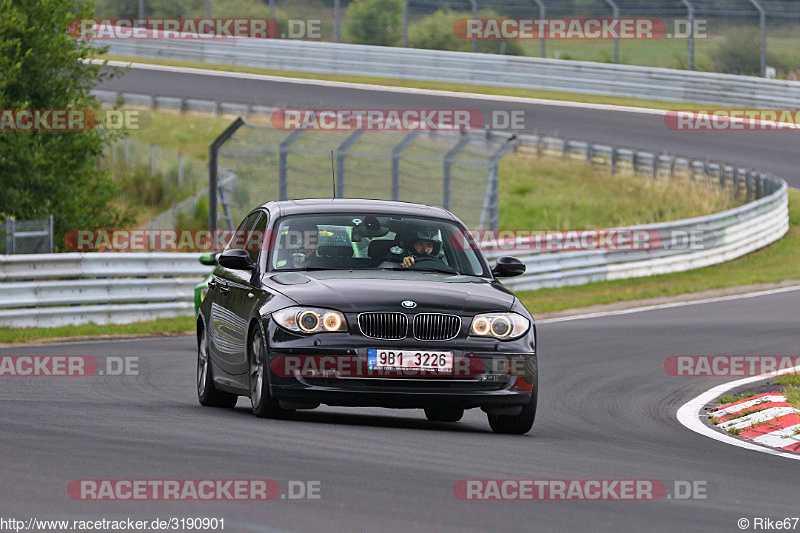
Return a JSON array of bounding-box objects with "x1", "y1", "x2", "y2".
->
[
  {"x1": 342, "y1": 0, "x2": 402, "y2": 46},
  {"x1": 711, "y1": 27, "x2": 772, "y2": 76},
  {"x1": 408, "y1": 8, "x2": 523, "y2": 55}
]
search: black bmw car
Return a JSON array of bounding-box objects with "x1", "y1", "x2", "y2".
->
[{"x1": 196, "y1": 199, "x2": 538, "y2": 434}]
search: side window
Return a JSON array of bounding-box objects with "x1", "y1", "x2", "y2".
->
[
  {"x1": 225, "y1": 212, "x2": 260, "y2": 253},
  {"x1": 249, "y1": 212, "x2": 268, "y2": 266}
]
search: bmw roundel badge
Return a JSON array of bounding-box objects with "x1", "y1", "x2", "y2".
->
[{"x1": 401, "y1": 300, "x2": 417, "y2": 309}]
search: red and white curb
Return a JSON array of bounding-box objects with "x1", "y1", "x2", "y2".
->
[
  {"x1": 676, "y1": 365, "x2": 800, "y2": 461},
  {"x1": 708, "y1": 392, "x2": 800, "y2": 453}
]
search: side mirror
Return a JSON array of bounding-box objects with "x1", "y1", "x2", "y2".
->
[
  {"x1": 218, "y1": 249, "x2": 256, "y2": 271},
  {"x1": 492, "y1": 256, "x2": 526, "y2": 278},
  {"x1": 199, "y1": 251, "x2": 220, "y2": 266}
]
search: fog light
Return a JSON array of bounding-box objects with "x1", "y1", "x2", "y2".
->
[
  {"x1": 322, "y1": 312, "x2": 342, "y2": 331},
  {"x1": 472, "y1": 316, "x2": 491, "y2": 336}
]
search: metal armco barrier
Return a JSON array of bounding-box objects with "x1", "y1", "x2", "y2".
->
[
  {"x1": 0, "y1": 253, "x2": 210, "y2": 328},
  {"x1": 105, "y1": 39, "x2": 800, "y2": 107},
  {"x1": 0, "y1": 169, "x2": 787, "y2": 327}
]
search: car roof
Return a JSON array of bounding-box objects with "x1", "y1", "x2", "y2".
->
[{"x1": 261, "y1": 198, "x2": 457, "y2": 221}]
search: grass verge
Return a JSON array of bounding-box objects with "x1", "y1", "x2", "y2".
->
[
  {"x1": 0, "y1": 316, "x2": 195, "y2": 345},
  {"x1": 516, "y1": 189, "x2": 799, "y2": 315},
  {"x1": 784, "y1": 387, "x2": 800, "y2": 411}
]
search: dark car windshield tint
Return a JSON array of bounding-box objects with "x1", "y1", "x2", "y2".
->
[{"x1": 269, "y1": 214, "x2": 486, "y2": 277}]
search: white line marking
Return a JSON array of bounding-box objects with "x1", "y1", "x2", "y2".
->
[
  {"x1": 717, "y1": 406, "x2": 800, "y2": 430},
  {"x1": 676, "y1": 364, "x2": 800, "y2": 461},
  {"x1": 537, "y1": 284, "x2": 800, "y2": 324},
  {"x1": 753, "y1": 424, "x2": 800, "y2": 448},
  {"x1": 709, "y1": 395, "x2": 787, "y2": 417}
]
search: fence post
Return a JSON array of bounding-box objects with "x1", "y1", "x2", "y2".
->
[
  {"x1": 681, "y1": 0, "x2": 695, "y2": 70},
  {"x1": 391, "y1": 131, "x2": 419, "y2": 201},
  {"x1": 402, "y1": 0, "x2": 409, "y2": 47},
  {"x1": 278, "y1": 129, "x2": 306, "y2": 200},
  {"x1": 336, "y1": 130, "x2": 365, "y2": 198},
  {"x1": 533, "y1": 0, "x2": 546, "y2": 57},
  {"x1": 604, "y1": 0, "x2": 620, "y2": 64},
  {"x1": 6, "y1": 218, "x2": 15, "y2": 255},
  {"x1": 443, "y1": 132, "x2": 471, "y2": 210},
  {"x1": 150, "y1": 144, "x2": 156, "y2": 176},
  {"x1": 208, "y1": 117, "x2": 245, "y2": 232},
  {"x1": 178, "y1": 152, "x2": 184, "y2": 187},
  {"x1": 611, "y1": 146, "x2": 618, "y2": 174},
  {"x1": 124, "y1": 136, "x2": 130, "y2": 167},
  {"x1": 48, "y1": 214, "x2": 54, "y2": 254},
  {"x1": 334, "y1": 0, "x2": 341, "y2": 43},
  {"x1": 748, "y1": 0, "x2": 766, "y2": 77},
  {"x1": 469, "y1": 0, "x2": 478, "y2": 53},
  {"x1": 481, "y1": 135, "x2": 518, "y2": 230}
]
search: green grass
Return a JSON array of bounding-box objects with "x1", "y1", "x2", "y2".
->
[
  {"x1": 0, "y1": 316, "x2": 195, "y2": 345},
  {"x1": 126, "y1": 111, "x2": 234, "y2": 161},
  {"x1": 784, "y1": 387, "x2": 800, "y2": 411},
  {"x1": 718, "y1": 391, "x2": 758, "y2": 405},
  {"x1": 774, "y1": 373, "x2": 800, "y2": 386},
  {"x1": 99, "y1": 54, "x2": 717, "y2": 112},
  {"x1": 515, "y1": 189, "x2": 799, "y2": 315},
  {"x1": 498, "y1": 156, "x2": 738, "y2": 229}
]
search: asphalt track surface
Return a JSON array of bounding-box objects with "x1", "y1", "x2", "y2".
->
[
  {"x1": 97, "y1": 65, "x2": 800, "y2": 187},
  {"x1": 1, "y1": 289, "x2": 799, "y2": 532}
]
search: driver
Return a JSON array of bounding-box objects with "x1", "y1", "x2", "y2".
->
[
  {"x1": 393, "y1": 229, "x2": 444, "y2": 268},
  {"x1": 277, "y1": 221, "x2": 321, "y2": 269}
]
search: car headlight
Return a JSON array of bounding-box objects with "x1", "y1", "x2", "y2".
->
[
  {"x1": 273, "y1": 307, "x2": 347, "y2": 333},
  {"x1": 469, "y1": 313, "x2": 529, "y2": 340}
]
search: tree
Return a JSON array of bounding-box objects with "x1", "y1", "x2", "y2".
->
[
  {"x1": 0, "y1": 0, "x2": 127, "y2": 246},
  {"x1": 342, "y1": 0, "x2": 402, "y2": 46},
  {"x1": 408, "y1": 7, "x2": 524, "y2": 56}
]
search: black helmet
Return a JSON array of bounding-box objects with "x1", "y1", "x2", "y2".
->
[{"x1": 406, "y1": 228, "x2": 443, "y2": 257}]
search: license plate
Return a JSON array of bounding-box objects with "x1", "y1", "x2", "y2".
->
[{"x1": 368, "y1": 349, "x2": 453, "y2": 372}]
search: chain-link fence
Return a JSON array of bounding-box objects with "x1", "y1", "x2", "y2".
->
[
  {"x1": 96, "y1": 0, "x2": 800, "y2": 76},
  {"x1": 212, "y1": 122, "x2": 516, "y2": 230},
  {"x1": 1, "y1": 217, "x2": 54, "y2": 255},
  {"x1": 100, "y1": 137, "x2": 210, "y2": 229}
]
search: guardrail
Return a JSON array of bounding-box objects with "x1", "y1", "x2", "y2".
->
[
  {"x1": 0, "y1": 167, "x2": 786, "y2": 327},
  {"x1": 105, "y1": 39, "x2": 800, "y2": 108},
  {"x1": 0, "y1": 253, "x2": 210, "y2": 328}
]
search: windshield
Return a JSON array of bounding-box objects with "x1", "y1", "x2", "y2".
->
[{"x1": 269, "y1": 214, "x2": 487, "y2": 277}]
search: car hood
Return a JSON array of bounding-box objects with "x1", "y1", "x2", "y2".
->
[{"x1": 264, "y1": 270, "x2": 515, "y2": 314}]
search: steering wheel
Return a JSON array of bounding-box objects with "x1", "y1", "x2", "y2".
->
[{"x1": 406, "y1": 255, "x2": 456, "y2": 273}]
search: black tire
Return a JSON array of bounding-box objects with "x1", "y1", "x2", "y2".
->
[
  {"x1": 197, "y1": 328, "x2": 238, "y2": 408},
  {"x1": 249, "y1": 326, "x2": 294, "y2": 419},
  {"x1": 424, "y1": 407, "x2": 464, "y2": 422},
  {"x1": 488, "y1": 392, "x2": 537, "y2": 435}
]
